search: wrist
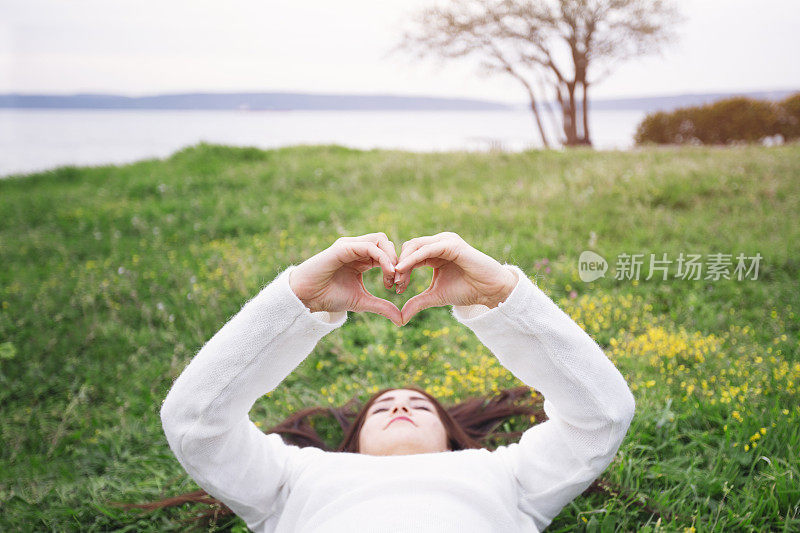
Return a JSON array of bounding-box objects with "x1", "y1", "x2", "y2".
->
[
  {"x1": 289, "y1": 267, "x2": 319, "y2": 313},
  {"x1": 482, "y1": 265, "x2": 519, "y2": 309}
]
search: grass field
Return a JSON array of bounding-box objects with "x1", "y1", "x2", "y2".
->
[{"x1": 1, "y1": 143, "x2": 798, "y2": 531}]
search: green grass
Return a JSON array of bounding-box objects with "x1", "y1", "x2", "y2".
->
[{"x1": 1, "y1": 142, "x2": 798, "y2": 531}]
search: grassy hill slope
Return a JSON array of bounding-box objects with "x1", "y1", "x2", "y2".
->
[{"x1": 1, "y1": 143, "x2": 798, "y2": 531}]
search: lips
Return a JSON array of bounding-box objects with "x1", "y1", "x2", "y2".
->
[{"x1": 386, "y1": 416, "x2": 415, "y2": 428}]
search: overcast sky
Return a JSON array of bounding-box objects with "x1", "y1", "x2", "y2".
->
[{"x1": 1, "y1": 0, "x2": 798, "y2": 103}]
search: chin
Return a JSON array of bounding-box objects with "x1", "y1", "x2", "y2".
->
[{"x1": 387, "y1": 440, "x2": 445, "y2": 456}]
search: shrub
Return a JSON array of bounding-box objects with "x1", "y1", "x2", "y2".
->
[
  {"x1": 635, "y1": 95, "x2": 787, "y2": 145},
  {"x1": 777, "y1": 92, "x2": 800, "y2": 140}
]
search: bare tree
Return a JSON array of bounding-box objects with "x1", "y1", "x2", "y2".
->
[{"x1": 396, "y1": 0, "x2": 681, "y2": 147}]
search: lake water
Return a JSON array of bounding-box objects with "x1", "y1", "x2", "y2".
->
[{"x1": 0, "y1": 109, "x2": 646, "y2": 178}]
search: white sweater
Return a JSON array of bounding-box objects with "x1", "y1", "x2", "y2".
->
[{"x1": 160, "y1": 264, "x2": 635, "y2": 532}]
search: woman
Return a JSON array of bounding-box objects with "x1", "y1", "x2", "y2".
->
[{"x1": 159, "y1": 231, "x2": 636, "y2": 532}]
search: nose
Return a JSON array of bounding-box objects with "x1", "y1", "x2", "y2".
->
[{"x1": 391, "y1": 404, "x2": 410, "y2": 415}]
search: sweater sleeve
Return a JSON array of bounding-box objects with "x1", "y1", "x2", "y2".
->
[
  {"x1": 160, "y1": 265, "x2": 346, "y2": 530},
  {"x1": 451, "y1": 264, "x2": 635, "y2": 531}
]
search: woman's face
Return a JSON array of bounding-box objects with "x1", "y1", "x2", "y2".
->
[{"x1": 358, "y1": 389, "x2": 449, "y2": 456}]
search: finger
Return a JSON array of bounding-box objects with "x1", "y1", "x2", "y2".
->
[
  {"x1": 340, "y1": 241, "x2": 396, "y2": 287},
  {"x1": 357, "y1": 293, "x2": 403, "y2": 327},
  {"x1": 375, "y1": 237, "x2": 398, "y2": 263},
  {"x1": 397, "y1": 231, "x2": 459, "y2": 263},
  {"x1": 400, "y1": 289, "x2": 445, "y2": 326},
  {"x1": 350, "y1": 232, "x2": 396, "y2": 260},
  {"x1": 348, "y1": 232, "x2": 392, "y2": 245},
  {"x1": 395, "y1": 241, "x2": 458, "y2": 276},
  {"x1": 350, "y1": 233, "x2": 399, "y2": 286},
  {"x1": 398, "y1": 235, "x2": 438, "y2": 263},
  {"x1": 373, "y1": 238, "x2": 399, "y2": 289},
  {"x1": 395, "y1": 236, "x2": 438, "y2": 292}
]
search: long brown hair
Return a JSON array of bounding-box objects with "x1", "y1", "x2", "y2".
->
[{"x1": 116, "y1": 385, "x2": 545, "y2": 528}]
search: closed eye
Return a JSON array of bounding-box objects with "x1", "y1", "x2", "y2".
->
[{"x1": 371, "y1": 405, "x2": 430, "y2": 414}]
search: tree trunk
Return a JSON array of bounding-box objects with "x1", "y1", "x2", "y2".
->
[
  {"x1": 553, "y1": 84, "x2": 571, "y2": 146},
  {"x1": 581, "y1": 82, "x2": 592, "y2": 146},
  {"x1": 518, "y1": 79, "x2": 550, "y2": 148},
  {"x1": 538, "y1": 78, "x2": 564, "y2": 145},
  {"x1": 565, "y1": 82, "x2": 579, "y2": 145},
  {"x1": 503, "y1": 66, "x2": 550, "y2": 148},
  {"x1": 528, "y1": 99, "x2": 550, "y2": 148}
]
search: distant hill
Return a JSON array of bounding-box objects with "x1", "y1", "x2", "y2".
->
[
  {"x1": 0, "y1": 92, "x2": 513, "y2": 111},
  {"x1": 587, "y1": 89, "x2": 798, "y2": 112},
  {"x1": 0, "y1": 89, "x2": 796, "y2": 111}
]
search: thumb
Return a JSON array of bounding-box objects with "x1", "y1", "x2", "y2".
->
[
  {"x1": 356, "y1": 293, "x2": 403, "y2": 327},
  {"x1": 400, "y1": 290, "x2": 444, "y2": 326}
]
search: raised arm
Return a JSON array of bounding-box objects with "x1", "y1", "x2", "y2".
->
[
  {"x1": 394, "y1": 233, "x2": 636, "y2": 531},
  {"x1": 160, "y1": 233, "x2": 400, "y2": 530}
]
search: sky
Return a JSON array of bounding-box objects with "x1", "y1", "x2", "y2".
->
[{"x1": 1, "y1": 0, "x2": 799, "y2": 103}]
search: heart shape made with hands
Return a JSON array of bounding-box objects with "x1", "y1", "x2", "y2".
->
[
  {"x1": 317, "y1": 232, "x2": 516, "y2": 327},
  {"x1": 361, "y1": 257, "x2": 460, "y2": 328},
  {"x1": 362, "y1": 264, "x2": 432, "y2": 326}
]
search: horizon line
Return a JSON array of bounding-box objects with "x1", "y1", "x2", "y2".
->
[{"x1": 1, "y1": 86, "x2": 797, "y2": 105}]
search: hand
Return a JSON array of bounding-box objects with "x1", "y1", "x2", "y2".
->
[
  {"x1": 289, "y1": 233, "x2": 402, "y2": 326},
  {"x1": 394, "y1": 232, "x2": 519, "y2": 326}
]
